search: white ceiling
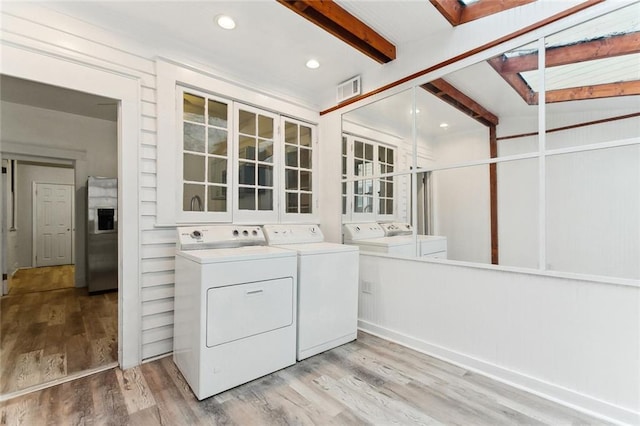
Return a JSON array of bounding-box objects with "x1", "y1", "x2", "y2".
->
[
  {"x1": 1, "y1": 1, "x2": 637, "y2": 131},
  {"x1": 26, "y1": 0, "x2": 451, "y2": 111}
]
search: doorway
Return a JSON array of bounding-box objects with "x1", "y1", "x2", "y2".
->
[{"x1": 0, "y1": 77, "x2": 119, "y2": 397}]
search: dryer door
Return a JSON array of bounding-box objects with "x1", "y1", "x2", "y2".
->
[{"x1": 206, "y1": 277, "x2": 294, "y2": 347}]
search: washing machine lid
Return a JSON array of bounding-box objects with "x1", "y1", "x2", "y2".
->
[
  {"x1": 274, "y1": 242, "x2": 359, "y2": 255},
  {"x1": 176, "y1": 245, "x2": 295, "y2": 263}
]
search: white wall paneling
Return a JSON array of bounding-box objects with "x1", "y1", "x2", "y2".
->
[{"x1": 357, "y1": 254, "x2": 640, "y2": 424}]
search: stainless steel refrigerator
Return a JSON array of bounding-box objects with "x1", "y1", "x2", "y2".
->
[{"x1": 87, "y1": 176, "x2": 118, "y2": 293}]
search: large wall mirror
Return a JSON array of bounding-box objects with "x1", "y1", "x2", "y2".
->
[{"x1": 341, "y1": 3, "x2": 639, "y2": 281}]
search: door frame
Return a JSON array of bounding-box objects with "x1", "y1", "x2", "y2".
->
[
  {"x1": 32, "y1": 182, "x2": 75, "y2": 268},
  {"x1": 0, "y1": 43, "x2": 142, "y2": 369}
]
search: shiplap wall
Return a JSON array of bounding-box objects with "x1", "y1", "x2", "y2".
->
[{"x1": 1, "y1": 3, "x2": 173, "y2": 360}]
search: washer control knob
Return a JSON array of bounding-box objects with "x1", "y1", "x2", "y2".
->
[
  {"x1": 242, "y1": 230, "x2": 249, "y2": 236},
  {"x1": 190, "y1": 230, "x2": 202, "y2": 239},
  {"x1": 355, "y1": 226, "x2": 360, "y2": 232},
  {"x1": 252, "y1": 229, "x2": 258, "y2": 236},
  {"x1": 310, "y1": 226, "x2": 316, "y2": 233},
  {"x1": 232, "y1": 229, "x2": 239, "y2": 237}
]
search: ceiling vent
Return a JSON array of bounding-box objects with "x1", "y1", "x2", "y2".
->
[{"x1": 337, "y1": 76, "x2": 361, "y2": 103}]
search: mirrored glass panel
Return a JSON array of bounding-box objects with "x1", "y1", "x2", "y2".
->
[
  {"x1": 429, "y1": 165, "x2": 491, "y2": 264},
  {"x1": 546, "y1": 145, "x2": 639, "y2": 279},
  {"x1": 544, "y1": 4, "x2": 640, "y2": 150},
  {"x1": 496, "y1": 158, "x2": 539, "y2": 269}
]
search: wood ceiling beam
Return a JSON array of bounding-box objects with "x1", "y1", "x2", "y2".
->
[
  {"x1": 430, "y1": 0, "x2": 536, "y2": 26},
  {"x1": 429, "y1": 0, "x2": 463, "y2": 26},
  {"x1": 421, "y1": 78, "x2": 499, "y2": 126},
  {"x1": 461, "y1": 0, "x2": 537, "y2": 25},
  {"x1": 488, "y1": 57, "x2": 537, "y2": 105},
  {"x1": 276, "y1": 0, "x2": 396, "y2": 63},
  {"x1": 498, "y1": 32, "x2": 640, "y2": 73},
  {"x1": 545, "y1": 81, "x2": 640, "y2": 103}
]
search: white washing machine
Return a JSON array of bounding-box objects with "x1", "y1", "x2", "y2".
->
[
  {"x1": 262, "y1": 224, "x2": 359, "y2": 360},
  {"x1": 173, "y1": 225, "x2": 297, "y2": 400},
  {"x1": 379, "y1": 222, "x2": 447, "y2": 259}
]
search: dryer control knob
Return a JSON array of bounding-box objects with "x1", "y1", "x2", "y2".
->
[
  {"x1": 242, "y1": 230, "x2": 249, "y2": 236},
  {"x1": 252, "y1": 230, "x2": 258, "y2": 236},
  {"x1": 232, "y1": 229, "x2": 239, "y2": 237},
  {"x1": 190, "y1": 230, "x2": 202, "y2": 239}
]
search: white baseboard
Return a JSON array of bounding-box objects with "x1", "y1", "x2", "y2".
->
[{"x1": 358, "y1": 319, "x2": 639, "y2": 426}]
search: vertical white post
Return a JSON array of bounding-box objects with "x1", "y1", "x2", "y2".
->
[
  {"x1": 411, "y1": 87, "x2": 419, "y2": 256},
  {"x1": 538, "y1": 38, "x2": 546, "y2": 271}
]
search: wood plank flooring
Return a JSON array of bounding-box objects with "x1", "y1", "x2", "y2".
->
[
  {"x1": 0, "y1": 286, "x2": 117, "y2": 395},
  {"x1": 8, "y1": 266, "x2": 75, "y2": 295},
  {"x1": 0, "y1": 332, "x2": 609, "y2": 425}
]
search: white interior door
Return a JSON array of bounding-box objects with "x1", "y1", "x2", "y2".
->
[{"x1": 34, "y1": 183, "x2": 73, "y2": 267}]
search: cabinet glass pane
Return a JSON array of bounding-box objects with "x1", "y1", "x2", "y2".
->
[
  {"x1": 184, "y1": 123, "x2": 205, "y2": 152},
  {"x1": 258, "y1": 189, "x2": 273, "y2": 210},
  {"x1": 208, "y1": 100, "x2": 227, "y2": 127},
  {"x1": 285, "y1": 122, "x2": 297, "y2": 144},
  {"x1": 184, "y1": 154, "x2": 205, "y2": 182},
  {"x1": 208, "y1": 128, "x2": 227, "y2": 155},
  {"x1": 378, "y1": 146, "x2": 386, "y2": 163},
  {"x1": 258, "y1": 115, "x2": 273, "y2": 139},
  {"x1": 354, "y1": 195, "x2": 373, "y2": 213},
  {"x1": 239, "y1": 136, "x2": 255, "y2": 160},
  {"x1": 183, "y1": 93, "x2": 204, "y2": 123},
  {"x1": 239, "y1": 110, "x2": 256, "y2": 135},
  {"x1": 257, "y1": 165, "x2": 273, "y2": 187},
  {"x1": 238, "y1": 187, "x2": 255, "y2": 210},
  {"x1": 238, "y1": 162, "x2": 255, "y2": 185},
  {"x1": 285, "y1": 145, "x2": 298, "y2": 167},
  {"x1": 300, "y1": 126, "x2": 311, "y2": 147},
  {"x1": 300, "y1": 170, "x2": 311, "y2": 191},
  {"x1": 286, "y1": 192, "x2": 298, "y2": 213},
  {"x1": 364, "y1": 144, "x2": 374, "y2": 161},
  {"x1": 355, "y1": 141, "x2": 364, "y2": 158},
  {"x1": 208, "y1": 157, "x2": 227, "y2": 184},
  {"x1": 286, "y1": 169, "x2": 298, "y2": 190},
  {"x1": 258, "y1": 139, "x2": 273, "y2": 162},
  {"x1": 387, "y1": 150, "x2": 394, "y2": 165},
  {"x1": 183, "y1": 183, "x2": 205, "y2": 211},
  {"x1": 300, "y1": 147, "x2": 312, "y2": 169},
  {"x1": 300, "y1": 193, "x2": 311, "y2": 213},
  {"x1": 208, "y1": 185, "x2": 227, "y2": 212}
]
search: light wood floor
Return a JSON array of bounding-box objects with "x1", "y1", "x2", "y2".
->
[
  {"x1": 8, "y1": 265, "x2": 75, "y2": 295},
  {"x1": 0, "y1": 332, "x2": 608, "y2": 425},
  {"x1": 0, "y1": 285, "x2": 117, "y2": 395}
]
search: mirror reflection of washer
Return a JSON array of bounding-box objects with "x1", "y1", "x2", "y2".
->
[
  {"x1": 174, "y1": 225, "x2": 297, "y2": 400},
  {"x1": 263, "y1": 224, "x2": 359, "y2": 360}
]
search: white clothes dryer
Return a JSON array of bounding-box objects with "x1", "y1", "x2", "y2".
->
[
  {"x1": 343, "y1": 222, "x2": 448, "y2": 258},
  {"x1": 342, "y1": 222, "x2": 417, "y2": 257},
  {"x1": 173, "y1": 225, "x2": 297, "y2": 400},
  {"x1": 263, "y1": 224, "x2": 359, "y2": 360}
]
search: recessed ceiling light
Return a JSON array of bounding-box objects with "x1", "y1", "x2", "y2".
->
[
  {"x1": 306, "y1": 59, "x2": 320, "y2": 69},
  {"x1": 409, "y1": 108, "x2": 420, "y2": 114},
  {"x1": 440, "y1": 122, "x2": 449, "y2": 128},
  {"x1": 216, "y1": 15, "x2": 236, "y2": 30}
]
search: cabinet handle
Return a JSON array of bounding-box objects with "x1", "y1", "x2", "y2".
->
[{"x1": 246, "y1": 289, "x2": 263, "y2": 295}]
